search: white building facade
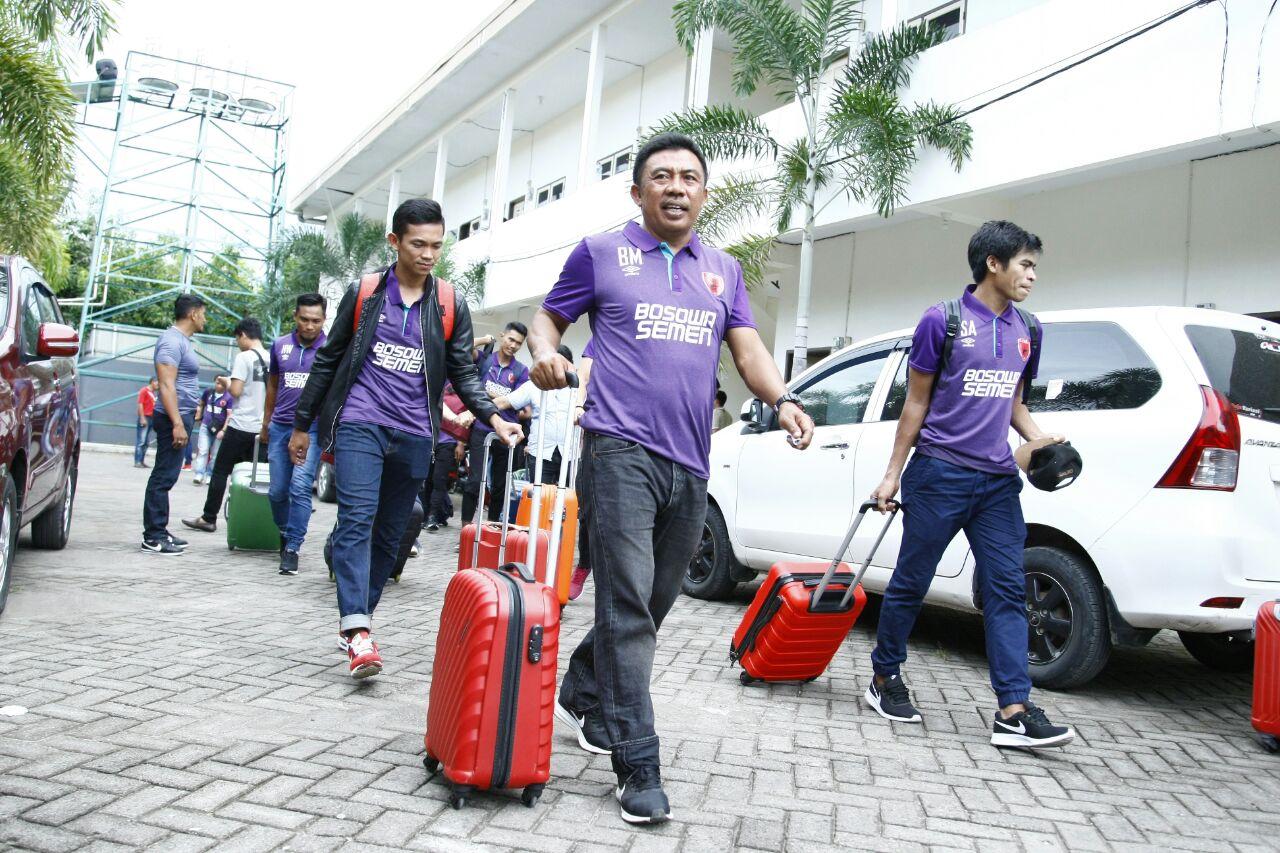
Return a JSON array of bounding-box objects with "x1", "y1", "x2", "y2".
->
[{"x1": 292, "y1": 0, "x2": 1280, "y2": 411}]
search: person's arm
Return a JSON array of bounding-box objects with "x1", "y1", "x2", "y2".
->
[
  {"x1": 194, "y1": 395, "x2": 205, "y2": 424},
  {"x1": 725, "y1": 326, "x2": 813, "y2": 450},
  {"x1": 529, "y1": 241, "x2": 595, "y2": 390},
  {"x1": 471, "y1": 333, "x2": 496, "y2": 361},
  {"x1": 154, "y1": 363, "x2": 187, "y2": 447},
  {"x1": 442, "y1": 288, "x2": 518, "y2": 446},
  {"x1": 260, "y1": 373, "x2": 278, "y2": 443},
  {"x1": 870, "y1": 367, "x2": 936, "y2": 511}
]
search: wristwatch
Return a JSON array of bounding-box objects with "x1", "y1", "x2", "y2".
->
[{"x1": 774, "y1": 392, "x2": 804, "y2": 412}]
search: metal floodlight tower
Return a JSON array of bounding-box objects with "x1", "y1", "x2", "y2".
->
[{"x1": 66, "y1": 52, "x2": 293, "y2": 441}]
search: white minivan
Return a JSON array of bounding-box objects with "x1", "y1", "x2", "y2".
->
[{"x1": 692, "y1": 307, "x2": 1280, "y2": 689}]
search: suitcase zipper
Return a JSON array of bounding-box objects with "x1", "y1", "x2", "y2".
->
[{"x1": 491, "y1": 571, "x2": 525, "y2": 789}]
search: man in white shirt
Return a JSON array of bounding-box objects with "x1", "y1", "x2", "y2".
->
[
  {"x1": 496, "y1": 344, "x2": 576, "y2": 485},
  {"x1": 183, "y1": 317, "x2": 270, "y2": 533}
]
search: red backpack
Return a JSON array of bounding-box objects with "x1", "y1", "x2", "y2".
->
[{"x1": 354, "y1": 271, "x2": 455, "y2": 339}]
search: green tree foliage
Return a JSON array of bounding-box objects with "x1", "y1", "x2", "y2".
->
[
  {"x1": 659, "y1": 0, "x2": 972, "y2": 373},
  {"x1": 0, "y1": 0, "x2": 116, "y2": 276}
]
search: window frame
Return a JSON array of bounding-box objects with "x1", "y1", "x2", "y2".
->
[
  {"x1": 597, "y1": 148, "x2": 633, "y2": 182},
  {"x1": 909, "y1": 0, "x2": 965, "y2": 41},
  {"x1": 535, "y1": 178, "x2": 565, "y2": 207}
]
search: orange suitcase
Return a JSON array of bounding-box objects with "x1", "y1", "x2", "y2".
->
[{"x1": 513, "y1": 389, "x2": 581, "y2": 605}]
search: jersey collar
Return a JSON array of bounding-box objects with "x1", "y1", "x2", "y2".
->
[{"x1": 963, "y1": 284, "x2": 1015, "y2": 325}]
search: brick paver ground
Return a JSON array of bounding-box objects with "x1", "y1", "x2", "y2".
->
[{"x1": 1, "y1": 449, "x2": 1277, "y2": 852}]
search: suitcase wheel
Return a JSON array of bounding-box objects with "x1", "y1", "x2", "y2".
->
[
  {"x1": 739, "y1": 672, "x2": 756, "y2": 686},
  {"x1": 328, "y1": 568, "x2": 335, "y2": 583},
  {"x1": 1258, "y1": 733, "x2": 1279, "y2": 754},
  {"x1": 521, "y1": 784, "x2": 544, "y2": 808},
  {"x1": 227, "y1": 543, "x2": 235, "y2": 551},
  {"x1": 422, "y1": 756, "x2": 440, "y2": 774},
  {"x1": 447, "y1": 784, "x2": 473, "y2": 810}
]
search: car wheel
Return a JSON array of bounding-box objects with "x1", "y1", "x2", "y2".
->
[
  {"x1": 315, "y1": 462, "x2": 336, "y2": 504},
  {"x1": 1024, "y1": 546, "x2": 1111, "y2": 690},
  {"x1": 1177, "y1": 631, "x2": 1255, "y2": 673},
  {"x1": 32, "y1": 464, "x2": 76, "y2": 550},
  {"x1": 0, "y1": 475, "x2": 19, "y2": 616},
  {"x1": 682, "y1": 503, "x2": 741, "y2": 601}
]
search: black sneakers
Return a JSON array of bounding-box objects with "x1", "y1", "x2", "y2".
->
[
  {"x1": 991, "y1": 703, "x2": 1074, "y2": 748},
  {"x1": 614, "y1": 762, "x2": 671, "y2": 825},
  {"x1": 278, "y1": 550, "x2": 299, "y2": 576},
  {"x1": 864, "y1": 674, "x2": 923, "y2": 723},
  {"x1": 141, "y1": 538, "x2": 183, "y2": 555},
  {"x1": 165, "y1": 533, "x2": 188, "y2": 550},
  {"x1": 554, "y1": 699, "x2": 611, "y2": 755}
]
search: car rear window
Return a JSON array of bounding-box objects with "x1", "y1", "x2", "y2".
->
[
  {"x1": 1025, "y1": 321, "x2": 1161, "y2": 413},
  {"x1": 1184, "y1": 325, "x2": 1280, "y2": 425}
]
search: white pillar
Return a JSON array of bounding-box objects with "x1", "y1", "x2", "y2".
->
[
  {"x1": 576, "y1": 24, "x2": 608, "y2": 190},
  {"x1": 384, "y1": 170, "x2": 401, "y2": 234},
  {"x1": 686, "y1": 27, "x2": 713, "y2": 109},
  {"x1": 489, "y1": 89, "x2": 516, "y2": 229},
  {"x1": 432, "y1": 137, "x2": 449, "y2": 205},
  {"x1": 880, "y1": 0, "x2": 899, "y2": 32}
]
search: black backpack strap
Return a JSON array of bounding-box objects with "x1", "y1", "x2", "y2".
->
[
  {"x1": 1013, "y1": 307, "x2": 1040, "y2": 404},
  {"x1": 932, "y1": 299, "x2": 962, "y2": 396}
]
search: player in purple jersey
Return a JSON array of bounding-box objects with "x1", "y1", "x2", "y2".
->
[
  {"x1": 867, "y1": 220, "x2": 1075, "y2": 750},
  {"x1": 528, "y1": 134, "x2": 814, "y2": 825}
]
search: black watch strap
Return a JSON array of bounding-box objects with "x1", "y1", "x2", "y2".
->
[{"x1": 774, "y1": 393, "x2": 803, "y2": 411}]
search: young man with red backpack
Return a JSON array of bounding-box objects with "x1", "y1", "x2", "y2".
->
[{"x1": 289, "y1": 199, "x2": 522, "y2": 680}]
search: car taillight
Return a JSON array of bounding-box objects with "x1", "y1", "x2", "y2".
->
[
  {"x1": 1200, "y1": 597, "x2": 1244, "y2": 609},
  {"x1": 1156, "y1": 386, "x2": 1239, "y2": 491}
]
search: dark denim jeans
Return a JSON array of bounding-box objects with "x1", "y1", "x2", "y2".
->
[
  {"x1": 871, "y1": 453, "x2": 1031, "y2": 707},
  {"x1": 559, "y1": 432, "x2": 707, "y2": 769},
  {"x1": 332, "y1": 421, "x2": 432, "y2": 633},
  {"x1": 142, "y1": 412, "x2": 194, "y2": 541},
  {"x1": 423, "y1": 442, "x2": 456, "y2": 525},
  {"x1": 200, "y1": 427, "x2": 265, "y2": 522},
  {"x1": 462, "y1": 428, "x2": 520, "y2": 522},
  {"x1": 268, "y1": 421, "x2": 320, "y2": 552}
]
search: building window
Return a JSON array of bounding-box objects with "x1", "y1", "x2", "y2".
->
[
  {"x1": 459, "y1": 216, "x2": 481, "y2": 240},
  {"x1": 910, "y1": 1, "x2": 964, "y2": 41},
  {"x1": 535, "y1": 178, "x2": 565, "y2": 207},
  {"x1": 506, "y1": 196, "x2": 526, "y2": 221},
  {"x1": 597, "y1": 148, "x2": 633, "y2": 181}
]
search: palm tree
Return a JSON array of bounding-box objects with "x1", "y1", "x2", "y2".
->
[
  {"x1": 0, "y1": 0, "x2": 116, "y2": 279},
  {"x1": 260, "y1": 211, "x2": 392, "y2": 325},
  {"x1": 658, "y1": 0, "x2": 972, "y2": 374}
]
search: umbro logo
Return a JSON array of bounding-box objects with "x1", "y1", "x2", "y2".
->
[
  {"x1": 960, "y1": 337, "x2": 976, "y2": 348},
  {"x1": 617, "y1": 246, "x2": 643, "y2": 277}
]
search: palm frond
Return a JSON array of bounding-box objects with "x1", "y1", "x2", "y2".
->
[
  {"x1": 0, "y1": 25, "x2": 75, "y2": 186},
  {"x1": 802, "y1": 0, "x2": 866, "y2": 73},
  {"x1": 696, "y1": 174, "x2": 776, "y2": 245},
  {"x1": 648, "y1": 104, "x2": 779, "y2": 163},
  {"x1": 0, "y1": 140, "x2": 66, "y2": 257},
  {"x1": 910, "y1": 101, "x2": 972, "y2": 171},
  {"x1": 1, "y1": 0, "x2": 117, "y2": 62},
  {"x1": 773, "y1": 138, "x2": 829, "y2": 232},
  {"x1": 838, "y1": 21, "x2": 945, "y2": 94},
  {"x1": 721, "y1": 232, "x2": 776, "y2": 290},
  {"x1": 674, "y1": 0, "x2": 811, "y2": 99}
]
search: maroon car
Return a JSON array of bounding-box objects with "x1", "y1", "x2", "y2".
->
[{"x1": 0, "y1": 255, "x2": 81, "y2": 615}]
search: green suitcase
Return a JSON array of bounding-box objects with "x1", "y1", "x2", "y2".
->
[{"x1": 225, "y1": 445, "x2": 280, "y2": 551}]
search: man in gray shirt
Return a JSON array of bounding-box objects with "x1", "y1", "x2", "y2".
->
[{"x1": 143, "y1": 294, "x2": 206, "y2": 554}]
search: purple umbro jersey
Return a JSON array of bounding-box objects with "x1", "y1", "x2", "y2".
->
[
  {"x1": 269, "y1": 329, "x2": 326, "y2": 426},
  {"x1": 340, "y1": 269, "x2": 432, "y2": 437},
  {"x1": 472, "y1": 354, "x2": 528, "y2": 435},
  {"x1": 543, "y1": 221, "x2": 755, "y2": 479},
  {"x1": 912, "y1": 285, "x2": 1040, "y2": 474}
]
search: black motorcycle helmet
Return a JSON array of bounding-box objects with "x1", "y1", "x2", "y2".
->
[{"x1": 1027, "y1": 442, "x2": 1082, "y2": 491}]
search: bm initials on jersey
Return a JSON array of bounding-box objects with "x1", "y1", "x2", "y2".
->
[{"x1": 617, "y1": 247, "x2": 643, "y2": 276}]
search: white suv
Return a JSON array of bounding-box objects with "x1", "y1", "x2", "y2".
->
[{"x1": 692, "y1": 307, "x2": 1280, "y2": 689}]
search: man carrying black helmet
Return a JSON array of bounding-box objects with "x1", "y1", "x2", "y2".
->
[{"x1": 867, "y1": 220, "x2": 1076, "y2": 750}]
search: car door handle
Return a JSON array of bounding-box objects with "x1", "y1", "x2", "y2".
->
[{"x1": 820, "y1": 442, "x2": 849, "y2": 450}]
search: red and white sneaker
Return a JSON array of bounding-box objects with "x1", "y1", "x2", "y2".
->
[
  {"x1": 347, "y1": 631, "x2": 382, "y2": 680},
  {"x1": 337, "y1": 632, "x2": 349, "y2": 653},
  {"x1": 568, "y1": 566, "x2": 591, "y2": 601}
]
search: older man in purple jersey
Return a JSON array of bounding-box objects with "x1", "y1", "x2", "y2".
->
[{"x1": 527, "y1": 133, "x2": 814, "y2": 826}]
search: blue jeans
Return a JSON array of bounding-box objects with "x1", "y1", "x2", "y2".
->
[
  {"x1": 558, "y1": 433, "x2": 707, "y2": 770},
  {"x1": 871, "y1": 453, "x2": 1031, "y2": 707},
  {"x1": 142, "y1": 412, "x2": 195, "y2": 541},
  {"x1": 268, "y1": 421, "x2": 320, "y2": 552},
  {"x1": 134, "y1": 419, "x2": 153, "y2": 464},
  {"x1": 332, "y1": 421, "x2": 432, "y2": 633}
]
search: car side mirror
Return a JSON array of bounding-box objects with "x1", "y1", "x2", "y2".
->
[
  {"x1": 740, "y1": 399, "x2": 769, "y2": 433},
  {"x1": 37, "y1": 323, "x2": 80, "y2": 358}
]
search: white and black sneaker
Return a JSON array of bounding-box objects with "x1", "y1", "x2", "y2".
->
[
  {"x1": 991, "y1": 703, "x2": 1074, "y2": 748},
  {"x1": 554, "y1": 699, "x2": 611, "y2": 755},
  {"x1": 141, "y1": 538, "x2": 184, "y2": 555},
  {"x1": 615, "y1": 764, "x2": 671, "y2": 825},
  {"x1": 864, "y1": 674, "x2": 923, "y2": 723}
]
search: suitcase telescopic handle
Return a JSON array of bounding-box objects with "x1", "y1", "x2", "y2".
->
[
  {"x1": 525, "y1": 372, "x2": 578, "y2": 581},
  {"x1": 496, "y1": 437, "x2": 518, "y2": 566},
  {"x1": 469, "y1": 431, "x2": 515, "y2": 568},
  {"x1": 809, "y1": 499, "x2": 900, "y2": 613}
]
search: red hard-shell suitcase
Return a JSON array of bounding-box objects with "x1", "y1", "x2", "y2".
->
[
  {"x1": 730, "y1": 500, "x2": 899, "y2": 684},
  {"x1": 424, "y1": 561, "x2": 560, "y2": 807},
  {"x1": 458, "y1": 433, "x2": 551, "y2": 580},
  {"x1": 1253, "y1": 599, "x2": 1280, "y2": 753}
]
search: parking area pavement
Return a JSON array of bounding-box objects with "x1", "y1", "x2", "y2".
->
[{"x1": 0, "y1": 448, "x2": 1277, "y2": 852}]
